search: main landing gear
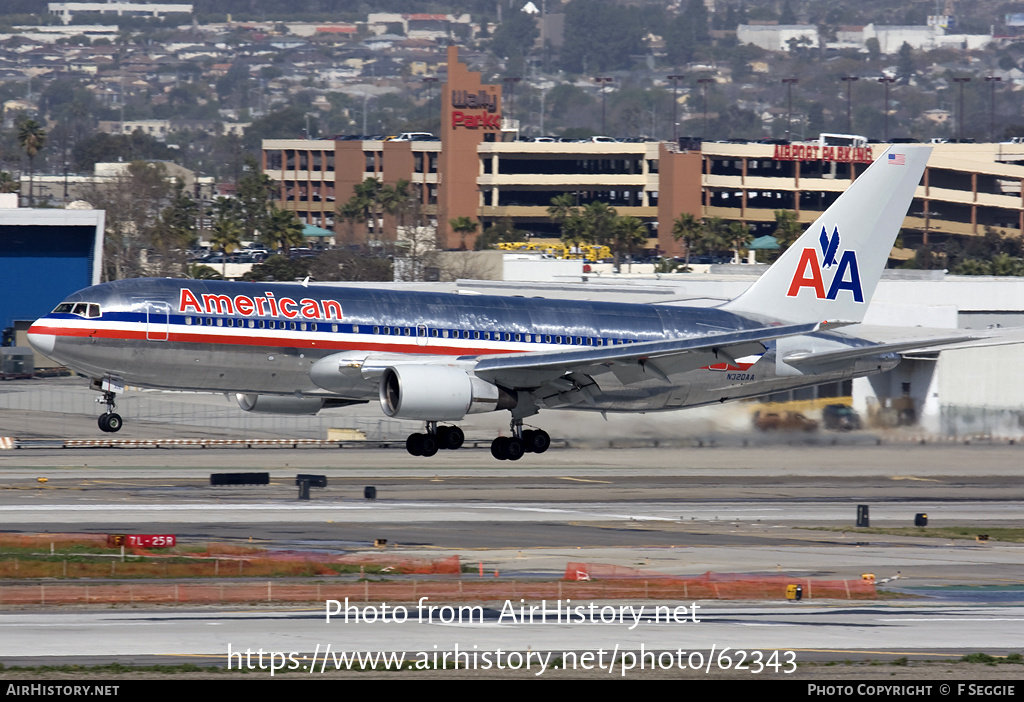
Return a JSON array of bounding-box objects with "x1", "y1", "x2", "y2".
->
[
  {"x1": 403, "y1": 419, "x2": 550, "y2": 461},
  {"x1": 490, "y1": 419, "x2": 550, "y2": 461},
  {"x1": 405, "y1": 421, "x2": 464, "y2": 457},
  {"x1": 97, "y1": 390, "x2": 122, "y2": 433}
]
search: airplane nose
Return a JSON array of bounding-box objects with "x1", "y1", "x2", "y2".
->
[{"x1": 27, "y1": 326, "x2": 55, "y2": 356}]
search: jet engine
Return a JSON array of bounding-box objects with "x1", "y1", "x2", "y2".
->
[
  {"x1": 379, "y1": 365, "x2": 517, "y2": 421},
  {"x1": 235, "y1": 393, "x2": 326, "y2": 415}
]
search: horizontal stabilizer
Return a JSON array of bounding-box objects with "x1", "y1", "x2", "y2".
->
[{"x1": 782, "y1": 335, "x2": 979, "y2": 368}]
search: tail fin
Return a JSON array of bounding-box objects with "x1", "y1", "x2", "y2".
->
[{"x1": 722, "y1": 145, "x2": 930, "y2": 325}]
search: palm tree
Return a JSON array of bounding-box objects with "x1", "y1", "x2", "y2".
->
[
  {"x1": 612, "y1": 216, "x2": 648, "y2": 272},
  {"x1": 672, "y1": 212, "x2": 703, "y2": 269},
  {"x1": 337, "y1": 199, "x2": 364, "y2": 244},
  {"x1": 0, "y1": 172, "x2": 19, "y2": 194},
  {"x1": 261, "y1": 206, "x2": 306, "y2": 258},
  {"x1": 17, "y1": 119, "x2": 46, "y2": 206},
  {"x1": 693, "y1": 216, "x2": 732, "y2": 258},
  {"x1": 772, "y1": 210, "x2": 803, "y2": 250},
  {"x1": 547, "y1": 192, "x2": 586, "y2": 251},
  {"x1": 580, "y1": 201, "x2": 618, "y2": 250},
  {"x1": 547, "y1": 192, "x2": 577, "y2": 226},
  {"x1": 209, "y1": 201, "x2": 243, "y2": 277},
  {"x1": 378, "y1": 179, "x2": 412, "y2": 239},
  {"x1": 725, "y1": 221, "x2": 754, "y2": 263},
  {"x1": 449, "y1": 216, "x2": 479, "y2": 250},
  {"x1": 353, "y1": 177, "x2": 384, "y2": 242},
  {"x1": 186, "y1": 263, "x2": 224, "y2": 280}
]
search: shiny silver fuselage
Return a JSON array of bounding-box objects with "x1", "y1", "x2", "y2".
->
[{"x1": 29, "y1": 278, "x2": 895, "y2": 413}]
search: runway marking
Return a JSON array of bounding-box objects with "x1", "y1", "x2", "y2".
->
[
  {"x1": 890, "y1": 476, "x2": 940, "y2": 482},
  {"x1": 877, "y1": 617, "x2": 1024, "y2": 622},
  {"x1": 558, "y1": 477, "x2": 613, "y2": 484},
  {"x1": 789, "y1": 648, "x2": 963, "y2": 657}
]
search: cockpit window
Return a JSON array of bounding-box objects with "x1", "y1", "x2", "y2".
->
[{"x1": 53, "y1": 302, "x2": 100, "y2": 318}]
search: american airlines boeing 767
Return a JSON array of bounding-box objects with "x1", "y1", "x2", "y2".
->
[{"x1": 29, "y1": 146, "x2": 966, "y2": 460}]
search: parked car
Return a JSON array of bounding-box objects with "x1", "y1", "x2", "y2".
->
[
  {"x1": 822, "y1": 404, "x2": 862, "y2": 431},
  {"x1": 389, "y1": 132, "x2": 437, "y2": 141}
]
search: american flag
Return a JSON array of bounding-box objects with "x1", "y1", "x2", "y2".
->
[{"x1": 887, "y1": 153, "x2": 906, "y2": 165}]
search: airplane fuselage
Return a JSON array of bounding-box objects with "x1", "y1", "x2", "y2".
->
[{"x1": 28, "y1": 277, "x2": 895, "y2": 414}]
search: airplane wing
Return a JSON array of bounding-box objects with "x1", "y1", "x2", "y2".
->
[{"x1": 472, "y1": 322, "x2": 819, "y2": 390}]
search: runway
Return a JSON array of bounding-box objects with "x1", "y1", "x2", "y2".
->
[{"x1": 1, "y1": 443, "x2": 1023, "y2": 674}]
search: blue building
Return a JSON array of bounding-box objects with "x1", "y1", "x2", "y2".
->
[{"x1": 0, "y1": 205, "x2": 104, "y2": 362}]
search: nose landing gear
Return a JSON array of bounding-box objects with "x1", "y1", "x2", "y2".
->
[{"x1": 97, "y1": 390, "x2": 122, "y2": 433}]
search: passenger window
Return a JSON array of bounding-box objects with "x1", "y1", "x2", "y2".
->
[
  {"x1": 349, "y1": 324, "x2": 355, "y2": 333},
  {"x1": 333, "y1": 324, "x2": 340, "y2": 332},
  {"x1": 216, "y1": 318, "x2": 223, "y2": 327},
  {"x1": 185, "y1": 317, "x2": 193, "y2": 325}
]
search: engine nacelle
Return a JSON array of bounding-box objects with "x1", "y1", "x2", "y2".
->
[
  {"x1": 379, "y1": 365, "x2": 517, "y2": 421},
  {"x1": 235, "y1": 393, "x2": 325, "y2": 415}
]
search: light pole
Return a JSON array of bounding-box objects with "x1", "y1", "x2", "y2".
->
[
  {"x1": 841, "y1": 76, "x2": 859, "y2": 133},
  {"x1": 878, "y1": 76, "x2": 895, "y2": 142},
  {"x1": 697, "y1": 78, "x2": 713, "y2": 137},
  {"x1": 503, "y1": 76, "x2": 521, "y2": 137},
  {"x1": 985, "y1": 76, "x2": 1001, "y2": 142},
  {"x1": 953, "y1": 77, "x2": 971, "y2": 141},
  {"x1": 782, "y1": 78, "x2": 797, "y2": 140},
  {"x1": 422, "y1": 76, "x2": 438, "y2": 133},
  {"x1": 668, "y1": 73, "x2": 684, "y2": 142},
  {"x1": 594, "y1": 77, "x2": 613, "y2": 134}
]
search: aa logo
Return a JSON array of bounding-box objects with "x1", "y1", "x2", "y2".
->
[{"x1": 786, "y1": 226, "x2": 864, "y2": 302}]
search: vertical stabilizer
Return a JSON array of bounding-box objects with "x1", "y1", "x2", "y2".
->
[{"x1": 722, "y1": 145, "x2": 930, "y2": 324}]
